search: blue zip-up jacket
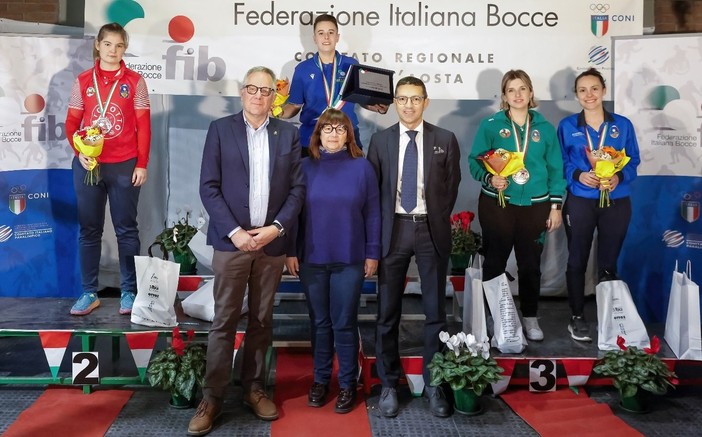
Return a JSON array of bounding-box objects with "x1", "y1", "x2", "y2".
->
[{"x1": 557, "y1": 110, "x2": 640, "y2": 200}]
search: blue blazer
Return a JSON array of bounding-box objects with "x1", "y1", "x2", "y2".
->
[
  {"x1": 366, "y1": 121, "x2": 461, "y2": 258},
  {"x1": 199, "y1": 111, "x2": 305, "y2": 255}
]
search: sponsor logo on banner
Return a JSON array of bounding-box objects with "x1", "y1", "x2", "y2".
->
[
  {"x1": 122, "y1": 11, "x2": 226, "y2": 83},
  {"x1": 21, "y1": 93, "x2": 66, "y2": 143},
  {"x1": 0, "y1": 224, "x2": 12, "y2": 242},
  {"x1": 687, "y1": 234, "x2": 702, "y2": 249},
  {"x1": 681, "y1": 193, "x2": 700, "y2": 223},
  {"x1": 662, "y1": 229, "x2": 685, "y2": 248},
  {"x1": 588, "y1": 46, "x2": 609, "y2": 65},
  {"x1": 590, "y1": 4, "x2": 610, "y2": 37},
  {"x1": 9, "y1": 185, "x2": 26, "y2": 215}
]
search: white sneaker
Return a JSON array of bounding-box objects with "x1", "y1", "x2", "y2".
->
[{"x1": 522, "y1": 317, "x2": 544, "y2": 341}]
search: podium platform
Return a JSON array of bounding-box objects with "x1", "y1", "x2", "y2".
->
[{"x1": 0, "y1": 291, "x2": 698, "y2": 395}]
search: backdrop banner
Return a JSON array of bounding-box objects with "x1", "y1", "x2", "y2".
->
[
  {"x1": 614, "y1": 34, "x2": 702, "y2": 322},
  {"x1": 0, "y1": 36, "x2": 93, "y2": 297},
  {"x1": 83, "y1": 0, "x2": 643, "y2": 99}
]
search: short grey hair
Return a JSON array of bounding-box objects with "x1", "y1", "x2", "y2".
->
[{"x1": 243, "y1": 66, "x2": 276, "y2": 88}]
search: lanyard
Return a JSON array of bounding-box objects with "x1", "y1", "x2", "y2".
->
[
  {"x1": 585, "y1": 122, "x2": 608, "y2": 151},
  {"x1": 315, "y1": 53, "x2": 345, "y2": 110},
  {"x1": 92, "y1": 69, "x2": 120, "y2": 119}
]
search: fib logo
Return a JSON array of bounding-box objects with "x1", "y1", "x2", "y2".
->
[
  {"x1": 21, "y1": 93, "x2": 66, "y2": 142},
  {"x1": 162, "y1": 15, "x2": 226, "y2": 82}
]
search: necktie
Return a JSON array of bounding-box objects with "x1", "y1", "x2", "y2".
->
[{"x1": 400, "y1": 130, "x2": 418, "y2": 213}]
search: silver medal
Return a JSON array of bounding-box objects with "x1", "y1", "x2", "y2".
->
[
  {"x1": 96, "y1": 117, "x2": 112, "y2": 133},
  {"x1": 512, "y1": 168, "x2": 530, "y2": 185}
]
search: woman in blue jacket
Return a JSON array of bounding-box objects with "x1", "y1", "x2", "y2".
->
[{"x1": 557, "y1": 68, "x2": 641, "y2": 342}]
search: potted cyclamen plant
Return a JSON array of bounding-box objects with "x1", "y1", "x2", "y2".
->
[
  {"x1": 427, "y1": 331, "x2": 503, "y2": 415},
  {"x1": 153, "y1": 210, "x2": 199, "y2": 274},
  {"x1": 147, "y1": 327, "x2": 207, "y2": 408},
  {"x1": 449, "y1": 210, "x2": 482, "y2": 275},
  {"x1": 593, "y1": 335, "x2": 677, "y2": 413}
]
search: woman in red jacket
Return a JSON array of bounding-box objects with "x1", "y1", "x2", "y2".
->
[{"x1": 65, "y1": 22, "x2": 151, "y2": 316}]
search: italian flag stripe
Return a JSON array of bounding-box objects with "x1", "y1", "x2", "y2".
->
[{"x1": 125, "y1": 331, "x2": 160, "y2": 382}]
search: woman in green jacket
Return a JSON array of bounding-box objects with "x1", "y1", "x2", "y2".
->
[{"x1": 468, "y1": 69, "x2": 566, "y2": 342}]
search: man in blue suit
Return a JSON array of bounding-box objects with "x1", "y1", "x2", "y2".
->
[
  {"x1": 188, "y1": 66, "x2": 305, "y2": 436},
  {"x1": 367, "y1": 76, "x2": 461, "y2": 418}
]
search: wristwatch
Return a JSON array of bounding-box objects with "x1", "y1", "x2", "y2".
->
[
  {"x1": 272, "y1": 222, "x2": 285, "y2": 237},
  {"x1": 551, "y1": 203, "x2": 562, "y2": 210}
]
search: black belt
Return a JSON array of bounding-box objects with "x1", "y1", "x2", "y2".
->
[{"x1": 395, "y1": 213, "x2": 428, "y2": 222}]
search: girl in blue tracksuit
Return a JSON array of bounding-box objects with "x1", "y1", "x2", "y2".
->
[{"x1": 557, "y1": 67, "x2": 641, "y2": 342}]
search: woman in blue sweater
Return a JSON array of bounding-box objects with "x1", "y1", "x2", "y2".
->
[{"x1": 286, "y1": 109, "x2": 381, "y2": 414}]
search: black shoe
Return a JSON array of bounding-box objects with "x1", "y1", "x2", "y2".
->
[
  {"x1": 335, "y1": 387, "x2": 357, "y2": 414},
  {"x1": 424, "y1": 385, "x2": 452, "y2": 417},
  {"x1": 307, "y1": 382, "x2": 329, "y2": 407},
  {"x1": 378, "y1": 386, "x2": 399, "y2": 417},
  {"x1": 568, "y1": 315, "x2": 592, "y2": 342}
]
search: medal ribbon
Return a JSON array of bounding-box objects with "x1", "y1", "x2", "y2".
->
[
  {"x1": 510, "y1": 114, "x2": 531, "y2": 156},
  {"x1": 92, "y1": 69, "x2": 120, "y2": 120},
  {"x1": 585, "y1": 122, "x2": 608, "y2": 151},
  {"x1": 315, "y1": 53, "x2": 346, "y2": 110}
]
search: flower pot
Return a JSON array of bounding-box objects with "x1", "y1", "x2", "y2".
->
[
  {"x1": 619, "y1": 391, "x2": 650, "y2": 413},
  {"x1": 173, "y1": 249, "x2": 197, "y2": 275},
  {"x1": 450, "y1": 253, "x2": 473, "y2": 275},
  {"x1": 453, "y1": 387, "x2": 483, "y2": 415},
  {"x1": 169, "y1": 392, "x2": 196, "y2": 409}
]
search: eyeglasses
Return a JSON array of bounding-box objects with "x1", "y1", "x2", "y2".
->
[
  {"x1": 395, "y1": 96, "x2": 425, "y2": 105},
  {"x1": 243, "y1": 84, "x2": 275, "y2": 97},
  {"x1": 321, "y1": 124, "x2": 348, "y2": 135}
]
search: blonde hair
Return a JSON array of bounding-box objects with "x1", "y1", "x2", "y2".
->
[{"x1": 500, "y1": 69, "x2": 538, "y2": 111}]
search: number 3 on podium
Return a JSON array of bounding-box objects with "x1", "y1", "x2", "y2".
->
[{"x1": 529, "y1": 359, "x2": 557, "y2": 392}]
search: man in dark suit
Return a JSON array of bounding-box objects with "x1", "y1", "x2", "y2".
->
[
  {"x1": 188, "y1": 66, "x2": 304, "y2": 436},
  {"x1": 367, "y1": 76, "x2": 461, "y2": 418}
]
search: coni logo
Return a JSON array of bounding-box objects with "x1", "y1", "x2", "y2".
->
[{"x1": 106, "y1": 1, "x2": 226, "y2": 82}]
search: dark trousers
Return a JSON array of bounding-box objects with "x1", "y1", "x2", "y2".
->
[
  {"x1": 299, "y1": 262, "x2": 364, "y2": 389},
  {"x1": 478, "y1": 194, "x2": 550, "y2": 317},
  {"x1": 204, "y1": 249, "x2": 285, "y2": 403},
  {"x1": 563, "y1": 194, "x2": 631, "y2": 316},
  {"x1": 72, "y1": 157, "x2": 140, "y2": 293},
  {"x1": 376, "y1": 216, "x2": 448, "y2": 387}
]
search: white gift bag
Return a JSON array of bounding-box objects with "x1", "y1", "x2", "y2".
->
[
  {"x1": 664, "y1": 261, "x2": 702, "y2": 360},
  {"x1": 131, "y1": 244, "x2": 179, "y2": 327},
  {"x1": 484, "y1": 273, "x2": 526, "y2": 353},
  {"x1": 462, "y1": 256, "x2": 488, "y2": 343},
  {"x1": 181, "y1": 280, "x2": 250, "y2": 322},
  {"x1": 596, "y1": 279, "x2": 650, "y2": 351},
  {"x1": 188, "y1": 229, "x2": 213, "y2": 270},
  {"x1": 181, "y1": 280, "x2": 215, "y2": 322}
]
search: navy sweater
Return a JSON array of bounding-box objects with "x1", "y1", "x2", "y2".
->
[{"x1": 292, "y1": 151, "x2": 381, "y2": 264}]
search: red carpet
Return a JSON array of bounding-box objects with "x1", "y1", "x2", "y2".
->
[
  {"x1": 271, "y1": 349, "x2": 371, "y2": 437},
  {"x1": 500, "y1": 389, "x2": 643, "y2": 437},
  {"x1": 4, "y1": 387, "x2": 133, "y2": 437}
]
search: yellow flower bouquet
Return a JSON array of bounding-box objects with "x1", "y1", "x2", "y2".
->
[
  {"x1": 585, "y1": 146, "x2": 630, "y2": 208},
  {"x1": 272, "y1": 77, "x2": 290, "y2": 118},
  {"x1": 478, "y1": 148, "x2": 525, "y2": 208},
  {"x1": 73, "y1": 126, "x2": 104, "y2": 185}
]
